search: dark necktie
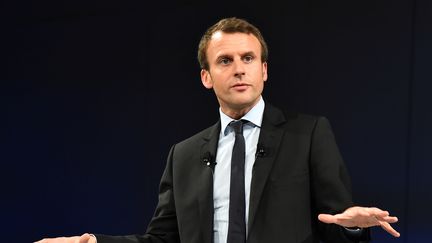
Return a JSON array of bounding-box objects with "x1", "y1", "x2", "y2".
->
[{"x1": 227, "y1": 120, "x2": 246, "y2": 243}]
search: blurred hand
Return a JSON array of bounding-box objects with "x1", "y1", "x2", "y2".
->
[
  {"x1": 318, "y1": 206, "x2": 400, "y2": 237},
  {"x1": 35, "y1": 233, "x2": 96, "y2": 243}
]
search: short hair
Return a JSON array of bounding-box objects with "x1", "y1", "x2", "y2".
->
[{"x1": 197, "y1": 17, "x2": 268, "y2": 70}]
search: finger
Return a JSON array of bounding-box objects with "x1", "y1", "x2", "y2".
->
[
  {"x1": 79, "y1": 233, "x2": 91, "y2": 243},
  {"x1": 366, "y1": 207, "x2": 389, "y2": 218},
  {"x1": 318, "y1": 214, "x2": 338, "y2": 224},
  {"x1": 378, "y1": 216, "x2": 398, "y2": 223},
  {"x1": 88, "y1": 234, "x2": 97, "y2": 243},
  {"x1": 380, "y1": 221, "x2": 401, "y2": 237}
]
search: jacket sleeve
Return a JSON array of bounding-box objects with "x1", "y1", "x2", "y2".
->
[
  {"x1": 95, "y1": 145, "x2": 180, "y2": 243},
  {"x1": 310, "y1": 117, "x2": 370, "y2": 243}
]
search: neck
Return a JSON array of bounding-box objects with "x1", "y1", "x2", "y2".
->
[
  {"x1": 220, "y1": 98, "x2": 261, "y2": 120},
  {"x1": 221, "y1": 107, "x2": 252, "y2": 120}
]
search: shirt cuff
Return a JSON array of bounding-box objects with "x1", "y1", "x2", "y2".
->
[{"x1": 343, "y1": 227, "x2": 371, "y2": 242}]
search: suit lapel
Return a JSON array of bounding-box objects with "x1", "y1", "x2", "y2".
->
[
  {"x1": 248, "y1": 104, "x2": 286, "y2": 233},
  {"x1": 198, "y1": 121, "x2": 220, "y2": 243}
]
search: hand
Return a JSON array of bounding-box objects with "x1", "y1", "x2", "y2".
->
[
  {"x1": 35, "y1": 233, "x2": 96, "y2": 243},
  {"x1": 318, "y1": 206, "x2": 400, "y2": 237}
]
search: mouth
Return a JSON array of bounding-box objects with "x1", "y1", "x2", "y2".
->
[
  {"x1": 232, "y1": 83, "x2": 250, "y2": 88},
  {"x1": 231, "y1": 83, "x2": 250, "y2": 91}
]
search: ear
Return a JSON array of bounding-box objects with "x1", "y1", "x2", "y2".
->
[
  {"x1": 201, "y1": 69, "x2": 213, "y2": 89},
  {"x1": 262, "y1": 62, "x2": 268, "y2": 82}
]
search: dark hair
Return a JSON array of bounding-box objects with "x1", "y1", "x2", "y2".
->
[{"x1": 197, "y1": 17, "x2": 268, "y2": 70}]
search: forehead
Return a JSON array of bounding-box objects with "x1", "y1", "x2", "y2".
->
[{"x1": 206, "y1": 31, "x2": 261, "y2": 58}]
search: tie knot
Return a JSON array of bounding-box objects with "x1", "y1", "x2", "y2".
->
[{"x1": 230, "y1": 119, "x2": 246, "y2": 134}]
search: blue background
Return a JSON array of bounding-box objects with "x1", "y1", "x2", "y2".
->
[{"x1": 1, "y1": 0, "x2": 431, "y2": 242}]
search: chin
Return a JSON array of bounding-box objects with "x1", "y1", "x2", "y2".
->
[{"x1": 231, "y1": 99, "x2": 258, "y2": 110}]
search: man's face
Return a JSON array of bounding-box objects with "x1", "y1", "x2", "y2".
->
[{"x1": 201, "y1": 31, "x2": 268, "y2": 114}]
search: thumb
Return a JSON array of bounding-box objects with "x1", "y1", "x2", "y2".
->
[
  {"x1": 318, "y1": 214, "x2": 337, "y2": 224},
  {"x1": 78, "y1": 234, "x2": 92, "y2": 243}
]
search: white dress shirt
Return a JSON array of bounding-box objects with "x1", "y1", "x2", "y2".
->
[{"x1": 213, "y1": 97, "x2": 265, "y2": 243}]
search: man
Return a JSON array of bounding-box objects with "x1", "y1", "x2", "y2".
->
[{"x1": 37, "y1": 17, "x2": 399, "y2": 243}]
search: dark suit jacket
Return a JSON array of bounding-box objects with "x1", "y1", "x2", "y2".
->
[{"x1": 97, "y1": 104, "x2": 369, "y2": 243}]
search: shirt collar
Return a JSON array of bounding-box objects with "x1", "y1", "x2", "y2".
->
[{"x1": 219, "y1": 96, "x2": 265, "y2": 136}]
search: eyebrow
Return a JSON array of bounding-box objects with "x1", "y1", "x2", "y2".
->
[
  {"x1": 241, "y1": 51, "x2": 256, "y2": 58},
  {"x1": 215, "y1": 51, "x2": 257, "y2": 62}
]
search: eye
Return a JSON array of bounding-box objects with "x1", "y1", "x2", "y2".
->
[
  {"x1": 218, "y1": 57, "x2": 232, "y2": 65},
  {"x1": 243, "y1": 55, "x2": 254, "y2": 63}
]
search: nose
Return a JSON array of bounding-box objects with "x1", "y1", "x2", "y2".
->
[{"x1": 233, "y1": 59, "x2": 246, "y2": 78}]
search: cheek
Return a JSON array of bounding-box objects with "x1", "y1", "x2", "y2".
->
[
  {"x1": 214, "y1": 82, "x2": 229, "y2": 94},
  {"x1": 212, "y1": 74, "x2": 230, "y2": 90},
  {"x1": 253, "y1": 69, "x2": 266, "y2": 84}
]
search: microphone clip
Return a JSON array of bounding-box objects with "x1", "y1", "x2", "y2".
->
[
  {"x1": 203, "y1": 152, "x2": 216, "y2": 170},
  {"x1": 256, "y1": 144, "x2": 267, "y2": 158}
]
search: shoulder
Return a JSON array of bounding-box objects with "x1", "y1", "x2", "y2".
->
[
  {"x1": 265, "y1": 103, "x2": 330, "y2": 132},
  {"x1": 173, "y1": 121, "x2": 219, "y2": 149}
]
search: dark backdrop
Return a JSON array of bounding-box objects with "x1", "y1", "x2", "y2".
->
[{"x1": 1, "y1": 1, "x2": 430, "y2": 242}]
